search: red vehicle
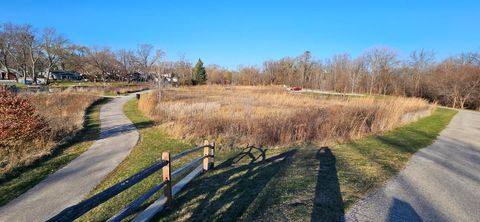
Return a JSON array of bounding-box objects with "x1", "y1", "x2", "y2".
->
[{"x1": 290, "y1": 87, "x2": 302, "y2": 91}]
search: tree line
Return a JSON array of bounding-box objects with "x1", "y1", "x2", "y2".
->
[
  {"x1": 0, "y1": 22, "x2": 199, "y2": 84},
  {"x1": 1, "y1": 22, "x2": 479, "y2": 109},
  {"x1": 208, "y1": 49, "x2": 480, "y2": 110}
]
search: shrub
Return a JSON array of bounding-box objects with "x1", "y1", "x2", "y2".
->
[{"x1": 0, "y1": 88, "x2": 51, "y2": 171}]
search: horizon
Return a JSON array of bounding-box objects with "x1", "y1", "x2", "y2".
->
[{"x1": 1, "y1": 0, "x2": 479, "y2": 69}]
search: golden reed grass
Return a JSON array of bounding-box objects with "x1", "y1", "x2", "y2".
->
[
  {"x1": 24, "y1": 93, "x2": 99, "y2": 138},
  {"x1": 139, "y1": 86, "x2": 433, "y2": 149},
  {"x1": 63, "y1": 85, "x2": 149, "y2": 95}
]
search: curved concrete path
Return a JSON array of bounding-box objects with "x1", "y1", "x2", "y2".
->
[
  {"x1": 345, "y1": 109, "x2": 480, "y2": 222},
  {"x1": 0, "y1": 94, "x2": 140, "y2": 222}
]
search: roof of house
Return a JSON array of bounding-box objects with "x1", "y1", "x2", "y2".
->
[
  {"x1": 0, "y1": 67, "x2": 21, "y2": 75},
  {"x1": 50, "y1": 70, "x2": 81, "y2": 76}
]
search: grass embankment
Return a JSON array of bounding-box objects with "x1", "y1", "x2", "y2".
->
[
  {"x1": 156, "y1": 108, "x2": 457, "y2": 221},
  {"x1": 0, "y1": 98, "x2": 109, "y2": 206}
]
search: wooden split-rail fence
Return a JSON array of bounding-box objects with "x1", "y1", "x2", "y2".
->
[{"x1": 48, "y1": 140, "x2": 215, "y2": 222}]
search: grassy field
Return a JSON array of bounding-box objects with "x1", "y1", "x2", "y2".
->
[
  {"x1": 77, "y1": 95, "x2": 455, "y2": 221},
  {"x1": 0, "y1": 98, "x2": 109, "y2": 206}
]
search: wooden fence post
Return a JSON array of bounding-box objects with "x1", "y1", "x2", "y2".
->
[
  {"x1": 203, "y1": 140, "x2": 210, "y2": 171},
  {"x1": 210, "y1": 141, "x2": 215, "y2": 169},
  {"x1": 162, "y1": 152, "x2": 172, "y2": 206}
]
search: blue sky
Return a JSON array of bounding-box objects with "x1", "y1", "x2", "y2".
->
[{"x1": 1, "y1": 0, "x2": 479, "y2": 68}]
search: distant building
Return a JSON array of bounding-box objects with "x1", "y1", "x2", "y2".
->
[
  {"x1": 156, "y1": 73, "x2": 179, "y2": 87},
  {"x1": 0, "y1": 67, "x2": 21, "y2": 81},
  {"x1": 49, "y1": 71, "x2": 82, "y2": 80},
  {"x1": 127, "y1": 72, "x2": 144, "y2": 82},
  {"x1": 161, "y1": 73, "x2": 179, "y2": 83}
]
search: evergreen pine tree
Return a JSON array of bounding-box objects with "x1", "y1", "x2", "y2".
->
[{"x1": 192, "y1": 58, "x2": 207, "y2": 84}]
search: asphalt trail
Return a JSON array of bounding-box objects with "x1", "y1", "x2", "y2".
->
[{"x1": 345, "y1": 110, "x2": 480, "y2": 222}]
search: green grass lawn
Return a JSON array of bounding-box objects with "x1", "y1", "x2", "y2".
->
[
  {"x1": 0, "y1": 82, "x2": 28, "y2": 89},
  {"x1": 0, "y1": 98, "x2": 109, "y2": 206},
  {"x1": 77, "y1": 102, "x2": 456, "y2": 221}
]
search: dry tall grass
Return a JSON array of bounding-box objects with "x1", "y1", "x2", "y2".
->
[
  {"x1": 0, "y1": 89, "x2": 98, "y2": 172},
  {"x1": 63, "y1": 85, "x2": 149, "y2": 95},
  {"x1": 139, "y1": 86, "x2": 433, "y2": 148},
  {"x1": 24, "y1": 93, "x2": 99, "y2": 139}
]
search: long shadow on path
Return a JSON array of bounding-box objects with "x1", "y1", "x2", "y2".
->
[
  {"x1": 386, "y1": 198, "x2": 423, "y2": 222},
  {"x1": 311, "y1": 147, "x2": 345, "y2": 222}
]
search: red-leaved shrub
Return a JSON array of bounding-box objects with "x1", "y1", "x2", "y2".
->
[{"x1": 0, "y1": 87, "x2": 51, "y2": 171}]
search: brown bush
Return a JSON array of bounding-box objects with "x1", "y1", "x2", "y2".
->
[
  {"x1": 0, "y1": 89, "x2": 98, "y2": 173},
  {"x1": 139, "y1": 86, "x2": 433, "y2": 149}
]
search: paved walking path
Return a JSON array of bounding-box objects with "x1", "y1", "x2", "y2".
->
[
  {"x1": 0, "y1": 94, "x2": 140, "y2": 222},
  {"x1": 345, "y1": 109, "x2": 480, "y2": 222}
]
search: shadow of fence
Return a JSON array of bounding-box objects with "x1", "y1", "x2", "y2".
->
[{"x1": 156, "y1": 146, "x2": 296, "y2": 221}]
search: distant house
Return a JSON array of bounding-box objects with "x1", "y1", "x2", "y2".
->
[
  {"x1": 0, "y1": 67, "x2": 21, "y2": 81},
  {"x1": 156, "y1": 73, "x2": 179, "y2": 87},
  {"x1": 128, "y1": 72, "x2": 144, "y2": 82},
  {"x1": 160, "y1": 73, "x2": 179, "y2": 83},
  {"x1": 49, "y1": 71, "x2": 82, "y2": 80}
]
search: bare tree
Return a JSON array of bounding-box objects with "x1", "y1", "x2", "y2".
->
[
  {"x1": 174, "y1": 54, "x2": 193, "y2": 85},
  {"x1": 235, "y1": 66, "x2": 261, "y2": 85},
  {"x1": 206, "y1": 64, "x2": 232, "y2": 84},
  {"x1": 263, "y1": 60, "x2": 280, "y2": 85},
  {"x1": 279, "y1": 58, "x2": 297, "y2": 87},
  {"x1": 42, "y1": 27, "x2": 68, "y2": 84},
  {"x1": 2, "y1": 23, "x2": 27, "y2": 82},
  {"x1": 0, "y1": 25, "x2": 14, "y2": 80},
  {"x1": 349, "y1": 56, "x2": 366, "y2": 93},
  {"x1": 117, "y1": 48, "x2": 136, "y2": 81},
  {"x1": 408, "y1": 49, "x2": 435, "y2": 96},
  {"x1": 16, "y1": 25, "x2": 42, "y2": 84},
  {"x1": 297, "y1": 51, "x2": 313, "y2": 87},
  {"x1": 363, "y1": 47, "x2": 398, "y2": 95},
  {"x1": 136, "y1": 44, "x2": 164, "y2": 80},
  {"x1": 331, "y1": 53, "x2": 351, "y2": 92},
  {"x1": 87, "y1": 46, "x2": 118, "y2": 82},
  {"x1": 58, "y1": 44, "x2": 88, "y2": 74}
]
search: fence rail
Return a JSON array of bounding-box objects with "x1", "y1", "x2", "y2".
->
[{"x1": 47, "y1": 140, "x2": 215, "y2": 222}]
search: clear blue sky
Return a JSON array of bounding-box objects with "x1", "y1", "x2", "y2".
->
[{"x1": 1, "y1": 0, "x2": 479, "y2": 69}]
